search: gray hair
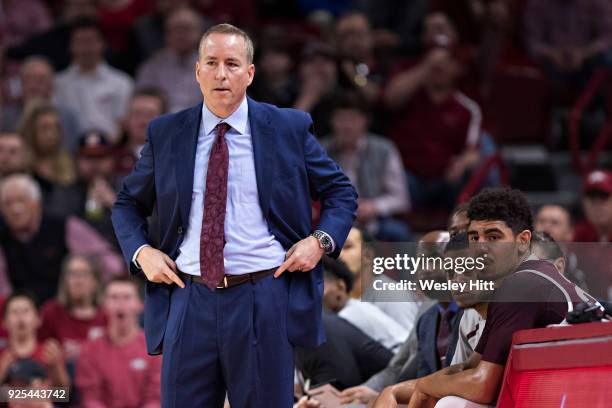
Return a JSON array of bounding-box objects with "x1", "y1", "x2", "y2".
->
[
  {"x1": 0, "y1": 173, "x2": 42, "y2": 203},
  {"x1": 198, "y1": 23, "x2": 254, "y2": 64}
]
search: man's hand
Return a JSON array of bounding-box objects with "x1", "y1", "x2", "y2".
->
[
  {"x1": 339, "y1": 385, "x2": 379, "y2": 404},
  {"x1": 372, "y1": 386, "x2": 398, "y2": 408},
  {"x1": 42, "y1": 339, "x2": 63, "y2": 369},
  {"x1": 274, "y1": 236, "x2": 325, "y2": 278},
  {"x1": 407, "y1": 387, "x2": 436, "y2": 408},
  {"x1": 136, "y1": 246, "x2": 185, "y2": 288},
  {"x1": 294, "y1": 396, "x2": 321, "y2": 408}
]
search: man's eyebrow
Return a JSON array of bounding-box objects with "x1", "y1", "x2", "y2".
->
[{"x1": 484, "y1": 228, "x2": 504, "y2": 234}]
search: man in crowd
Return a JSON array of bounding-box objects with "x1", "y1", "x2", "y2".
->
[
  {"x1": 76, "y1": 276, "x2": 161, "y2": 408},
  {"x1": 321, "y1": 92, "x2": 411, "y2": 241},
  {"x1": 574, "y1": 169, "x2": 612, "y2": 243},
  {"x1": 374, "y1": 188, "x2": 601, "y2": 407},
  {"x1": 383, "y1": 16, "x2": 482, "y2": 209},
  {"x1": 3, "y1": 56, "x2": 81, "y2": 150},
  {"x1": 0, "y1": 133, "x2": 31, "y2": 179},
  {"x1": 534, "y1": 204, "x2": 574, "y2": 242},
  {"x1": 0, "y1": 291, "x2": 69, "y2": 388},
  {"x1": 135, "y1": 7, "x2": 204, "y2": 112},
  {"x1": 0, "y1": 174, "x2": 124, "y2": 300},
  {"x1": 54, "y1": 18, "x2": 133, "y2": 139}
]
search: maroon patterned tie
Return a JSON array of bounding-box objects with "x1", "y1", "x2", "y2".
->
[{"x1": 200, "y1": 122, "x2": 230, "y2": 290}]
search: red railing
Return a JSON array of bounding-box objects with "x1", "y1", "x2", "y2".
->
[{"x1": 456, "y1": 153, "x2": 509, "y2": 204}]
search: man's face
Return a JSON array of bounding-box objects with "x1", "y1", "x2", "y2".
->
[
  {"x1": 467, "y1": 220, "x2": 531, "y2": 281},
  {"x1": 416, "y1": 242, "x2": 449, "y2": 301},
  {"x1": 104, "y1": 282, "x2": 143, "y2": 326},
  {"x1": 583, "y1": 191, "x2": 612, "y2": 231},
  {"x1": 126, "y1": 95, "x2": 164, "y2": 146},
  {"x1": 423, "y1": 13, "x2": 457, "y2": 49},
  {"x1": 339, "y1": 228, "x2": 363, "y2": 276},
  {"x1": 336, "y1": 14, "x2": 372, "y2": 61},
  {"x1": 3, "y1": 298, "x2": 40, "y2": 339},
  {"x1": 71, "y1": 28, "x2": 103, "y2": 68},
  {"x1": 77, "y1": 155, "x2": 114, "y2": 181},
  {"x1": 195, "y1": 33, "x2": 254, "y2": 118},
  {"x1": 0, "y1": 184, "x2": 41, "y2": 233},
  {"x1": 166, "y1": 9, "x2": 200, "y2": 55},
  {"x1": 322, "y1": 277, "x2": 347, "y2": 313},
  {"x1": 448, "y1": 210, "x2": 469, "y2": 238},
  {"x1": 65, "y1": 257, "x2": 97, "y2": 302},
  {"x1": 0, "y1": 135, "x2": 29, "y2": 176},
  {"x1": 446, "y1": 249, "x2": 483, "y2": 308},
  {"x1": 21, "y1": 61, "x2": 53, "y2": 101},
  {"x1": 534, "y1": 205, "x2": 573, "y2": 242},
  {"x1": 331, "y1": 108, "x2": 368, "y2": 150}
]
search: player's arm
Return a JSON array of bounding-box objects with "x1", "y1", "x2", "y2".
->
[{"x1": 415, "y1": 355, "x2": 504, "y2": 404}]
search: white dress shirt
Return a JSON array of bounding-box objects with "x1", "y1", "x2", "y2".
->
[
  {"x1": 54, "y1": 63, "x2": 133, "y2": 137},
  {"x1": 175, "y1": 97, "x2": 287, "y2": 276}
]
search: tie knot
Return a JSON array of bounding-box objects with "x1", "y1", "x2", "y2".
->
[{"x1": 216, "y1": 122, "x2": 230, "y2": 136}]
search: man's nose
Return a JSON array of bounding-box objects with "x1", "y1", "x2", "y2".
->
[{"x1": 215, "y1": 63, "x2": 227, "y2": 80}]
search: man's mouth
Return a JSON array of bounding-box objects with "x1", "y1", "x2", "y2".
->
[{"x1": 213, "y1": 88, "x2": 229, "y2": 92}]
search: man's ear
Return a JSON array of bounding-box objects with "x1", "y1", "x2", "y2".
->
[
  {"x1": 554, "y1": 257, "x2": 566, "y2": 275},
  {"x1": 517, "y1": 229, "x2": 532, "y2": 255},
  {"x1": 337, "y1": 279, "x2": 347, "y2": 293}
]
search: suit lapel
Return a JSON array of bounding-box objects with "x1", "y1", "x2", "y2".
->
[
  {"x1": 173, "y1": 103, "x2": 202, "y2": 223},
  {"x1": 248, "y1": 97, "x2": 276, "y2": 216}
]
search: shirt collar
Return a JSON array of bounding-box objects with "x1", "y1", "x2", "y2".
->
[{"x1": 201, "y1": 96, "x2": 249, "y2": 136}]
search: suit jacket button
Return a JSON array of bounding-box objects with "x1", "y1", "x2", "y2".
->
[{"x1": 178, "y1": 226, "x2": 183, "y2": 234}]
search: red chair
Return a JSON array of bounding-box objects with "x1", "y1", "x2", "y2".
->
[{"x1": 497, "y1": 322, "x2": 612, "y2": 408}]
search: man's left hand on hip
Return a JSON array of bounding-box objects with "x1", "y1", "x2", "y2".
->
[{"x1": 274, "y1": 236, "x2": 325, "y2": 278}]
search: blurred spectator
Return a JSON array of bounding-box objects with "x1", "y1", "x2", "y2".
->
[
  {"x1": 294, "y1": 42, "x2": 339, "y2": 137},
  {"x1": 0, "y1": 291, "x2": 70, "y2": 388},
  {"x1": 0, "y1": 0, "x2": 52, "y2": 47},
  {"x1": 335, "y1": 12, "x2": 383, "y2": 104},
  {"x1": 524, "y1": 0, "x2": 612, "y2": 88},
  {"x1": 39, "y1": 255, "x2": 106, "y2": 363},
  {"x1": 54, "y1": 18, "x2": 134, "y2": 139},
  {"x1": 448, "y1": 203, "x2": 470, "y2": 238},
  {"x1": 0, "y1": 296, "x2": 6, "y2": 349},
  {"x1": 17, "y1": 102, "x2": 76, "y2": 191},
  {"x1": 0, "y1": 133, "x2": 31, "y2": 178},
  {"x1": 352, "y1": 0, "x2": 427, "y2": 54},
  {"x1": 98, "y1": 0, "x2": 153, "y2": 63},
  {"x1": 191, "y1": 0, "x2": 256, "y2": 29},
  {"x1": 115, "y1": 89, "x2": 167, "y2": 176},
  {"x1": 55, "y1": 130, "x2": 120, "y2": 245},
  {"x1": 248, "y1": 42, "x2": 298, "y2": 108},
  {"x1": 135, "y1": 6, "x2": 204, "y2": 112},
  {"x1": 534, "y1": 204, "x2": 574, "y2": 242},
  {"x1": 322, "y1": 256, "x2": 409, "y2": 353},
  {"x1": 76, "y1": 276, "x2": 161, "y2": 408},
  {"x1": 384, "y1": 45, "x2": 482, "y2": 209},
  {"x1": 294, "y1": 309, "x2": 393, "y2": 391},
  {"x1": 5, "y1": 0, "x2": 99, "y2": 71},
  {"x1": 0, "y1": 174, "x2": 124, "y2": 301},
  {"x1": 321, "y1": 92, "x2": 411, "y2": 241},
  {"x1": 131, "y1": 0, "x2": 191, "y2": 64},
  {"x1": 3, "y1": 57, "x2": 81, "y2": 150},
  {"x1": 574, "y1": 169, "x2": 612, "y2": 242},
  {"x1": 338, "y1": 227, "x2": 423, "y2": 333}
]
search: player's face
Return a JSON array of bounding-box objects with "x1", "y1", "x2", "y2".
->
[
  {"x1": 339, "y1": 228, "x2": 363, "y2": 276},
  {"x1": 196, "y1": 33, "x2": 254, "y2": 118},
  {"x1": 467, "y1": 220, "x2": 531, "y2": 282}
]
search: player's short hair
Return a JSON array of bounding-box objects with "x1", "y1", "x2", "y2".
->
[{"x1": 467, "y1": 188, "x2": 533, "y2": 234}]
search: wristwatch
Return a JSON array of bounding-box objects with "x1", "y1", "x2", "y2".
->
[{"x1": 311, "y1": 230, "x2": 334, "y2": 254}]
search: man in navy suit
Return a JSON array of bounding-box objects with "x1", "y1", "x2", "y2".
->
[{"x1": 112, "y1": 23, "x2": 357, "y2": 408}]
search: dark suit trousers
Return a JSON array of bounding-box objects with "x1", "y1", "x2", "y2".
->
[{"x1": 161, "y1": 274, "x2": 294, "y2": 408}]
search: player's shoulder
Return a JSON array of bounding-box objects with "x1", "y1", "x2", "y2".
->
[{"x1": 250, "y1": 98, "x2": 310, "y2": 126}]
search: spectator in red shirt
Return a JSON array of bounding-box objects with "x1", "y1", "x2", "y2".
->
[
  {"x1": 0, "y1": 291, "x2": 70, "y2": 388},
  {"x1": 574, "y1": 169, "x2": 612, "y2": 243},
  {"x1": 39, "y1": 254, "x2": 106, "y2": 363},
  {"x1": 76, "y1": 276, "x2": 161, "y2": 408},
  {"x1": 384, "y1": 18, "x2": 482, "y2": 209}
]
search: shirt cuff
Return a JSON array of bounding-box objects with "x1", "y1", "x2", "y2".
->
[
  {"x1": 132, "y1": 244, "x2": 151, "y2": 269},
  {"x1": 315, "y1": 230, "x2": 336, "y2": 254}
]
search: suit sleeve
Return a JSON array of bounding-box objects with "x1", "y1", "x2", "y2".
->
[
  {"x1": 111, "y1": 123, "x2": 157, "y2": 272},
  {"x1": 301, "y1": 112, "x2": 358, "y2": 258}
]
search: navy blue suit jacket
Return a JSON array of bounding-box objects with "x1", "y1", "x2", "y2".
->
[{"x1": 111, "y1": 98, "x2": 357, "y2": 355}]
